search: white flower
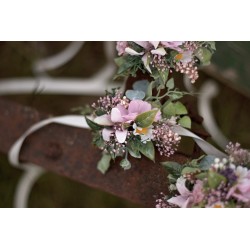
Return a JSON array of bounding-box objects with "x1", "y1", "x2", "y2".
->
[
  {"x1": 235, "y1": 166, "x2": 249, "y2": 181},
  {"x1": 133, "y1": 123, "x2": 153, "y2": 143}
]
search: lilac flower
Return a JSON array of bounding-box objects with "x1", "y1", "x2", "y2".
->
[
  {"x1": 152, "y1": 119, "x2": 181, "y2": 157},
  {"x1": 167, "y1": 177, "x2": 204, "y2": 208},
  {"x1": 226, "y1": 142, "x2": 250, "y2": 166}
]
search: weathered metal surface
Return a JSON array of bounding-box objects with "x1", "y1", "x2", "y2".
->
[{"x1": 0, "y1": 97, "x2": 189, "y2": 207}]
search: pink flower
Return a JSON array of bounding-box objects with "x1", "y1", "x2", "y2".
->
[
  {"x1": 227, "y1": 167, "x2": 250, "y2": 202},
  {"x1": 116, "y1": 41, "x2": 128, "y2": 56},
  {"x1": 161, "y1": 41, "x2": 183, "y2": 51},
  {"x1": 94, "y1": 100, "x2": 161, "y2": 143},
  {"x1": 167, "y1": 177, "x2": 204, "y2": 208}
]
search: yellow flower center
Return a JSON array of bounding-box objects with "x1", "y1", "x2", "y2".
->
[
  {"x1": 175, "y1": 53, "x2": 183, "y2": 61},
  {"x1": 136, "y1": 127, "x2": 148, "y2": 135},
  {"x1": 213, "y1": 204, "x2": 223, "y2": 208}
]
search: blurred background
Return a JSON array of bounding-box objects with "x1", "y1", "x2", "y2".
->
[{"x1": 0, "y1": 41, "x2": 250, "y2": 208}]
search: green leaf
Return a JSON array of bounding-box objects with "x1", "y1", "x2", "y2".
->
[
  {"x1": 195, "y1": 47, "x2": 212, "y2": 66},
  {"x1": 208, "y1": 171, "x2": 226, "y2": 189},
  {"x1": 150, "y1": 100, "x2": 162, "y2": 109},
  {"x1": 162, "y1": 102, "x2": 176, "y2": 117},
  {"x1": 159, "y1": 68, "x2": 169, "y2": 84},
  {"x1": 178, "y1": 116, "x2": 191, "y2": 129},
  {"x1": 146, "y1": 82, "x2": 153, "y2": 97},
  {"x1": 166, "y1": 78, "x2": 174, "y2": 90},
  {"x1": 161, "y1": 161, "x2": 184, "y2": 177},
  {"x1": 206, "y1": 41, "x2": 216, "y2": 51},
  {"x1": 139, "y1": 141, "x2": 155, "y2": 161},
  {"x1": 181, "y1": 167, "x2": 199, "y2": 175},
  {"x1": 128, "y1": 148, "x2": 141, "y2": 158},
  {"x1": 174, "y1": 101, "x2": 188, "y2": 115},
  {"x1": 97, "y1": 154, "x2": 112, "y2": 174},
  {"x1": 120, "y1": 158, "x2": 132, "y2": 170},
  {"x1": 169, "y1": 92, "x2": 184, "y2": 101},
  {"x1": 135, "y1": 109, "x2": 158, "y2": 128},
  {"x1": 196, "y1": 172, "x2": 208, "y2": 180},
  {"x1": 127, "y1": 139, "x2": 141, "y2": 158},
  {"x1": 114, "y1": 55, "x2": 142, "y2": 76},
  {"x1": 95, "y1": 109, "x2": 106, "y2": 116},
  {"x1": 163, "y1": 101, "x2": 188, "y2": 118},
  {"x1": 85, "y1": 117, "x2": 103, "y2": 130},
  {"x1": 114, "y1": 56, "x2": 124, "y2": 67},
  {"x1": 199, "y1": 155, "x2": 216, "y2": 170},
  {"x1": 93, "y1": 132, "x2": 105, "y2": 148}
]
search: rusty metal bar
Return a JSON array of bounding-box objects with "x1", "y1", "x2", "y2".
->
[{"x1": 0, "y1": 97, "x2": 190, "y2": 207}]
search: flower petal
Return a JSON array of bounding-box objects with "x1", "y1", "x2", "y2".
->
[
  {"x1": 125, "y1": 47, "x2": 144, "y2": 56},
  {"x1": 128, "y1": 100, "x2": 152, "y2": 114},
  {"x1": 161, "y1": 41, "x2": 183, "y2": 51},
  {"x1": 102, "y1": 128, "x2": 113, "y2": 141},
  {"x1": 149, "y1": 41, "x2": 160, "y2": 49},
  {"x1": 122, "y1": 113, "x2": 137, "y2": 121},
  {"x1": 115, "y1": 130, "x2": 127, "y2": 143},
  {"x1": 168, "y1": 196, "x2": 190, "y2": 208},
  {"x1": 142, "y1": 53, "x2": 152, "y2": 73},
  {"x1": 116, "y1": 104, "x2": 128, "y2": 116},
  {"x1": 134, "y1": 41, "x2": 151, "y2": 50},
  {"x1": 151, "y1": 47, "x2": 166, "y2": 56},
  {"x1": 180, "y1": 51, "x2": 192, "y2": 63},
  {"x1": 94, "y1": 114, "x2": 113, "y2": 126},
  {"x1": 154, "y1": 109, "x2": 162, "y2": 121},
  {"x1": 111, "y1": 108, "x2": 123, "y2": 123},
  {"x1": 176, "y1": 177, "x2": 191, "y2": 196}
]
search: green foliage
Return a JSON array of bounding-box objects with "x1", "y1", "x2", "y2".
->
[
  {"x1": 135, "y1": 109, "x2": 158, "y2": 128},
  {"x1": 97, "y1": 154, "x2": 112, "y2": 174},
  {"x1": 92, "y1": 131, "x2": 105, "y2": 148},
  {"x1": 138, "y1": 141, "x2": 155, "y2": 161},
  {"x1": 178, "y1": 116, "x2": 191, "y2": 129},
  {"x1": 85, "y1": 117, "x2": 103, "y2": 130},
  {"x1": 161, "y1": 161, "x2": 184, "y2": 178},
  {"x1": 114, "y1": 55, "x2": 144, "y2": 78},
  {"x1": 166, "y1": 78, "x2": 174, "y2": 90},
  {"x1": 206, "y1": 41, "x2": 216, "y2": 51},
  {"x1": 128, "y1": 138, "x2": 155, "y2": 161},
  {"x1": 181, "y1": 166, "x2": 199, "y2": 175},
  {"x1": 207, "y1": 171, "x2": 226, "y2": 189},
  {"x1": 120, "y1": 159, "x2": 132, "y2": 170},
  {"x1": 195, "y1": 47, "x2": 213, "y2": 66},
  {"x1": 168, "y1": 91, "x2": 185, "y2": 101},
  {"x1": 162, "y1": 101, "x2": 188, "y2": 118},
  {"x1": 127, "y1": 139, "x2": 141, "y2": 158}
]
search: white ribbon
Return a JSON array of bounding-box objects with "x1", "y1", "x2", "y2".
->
[
  {"x1": 173, "y1": 126, "x2": 227, "y2": 158},
  {"x1": 8, "y1": 115, "x2": 89, "y2": 168},
  {"x1": 9, "y1": 116, "x2": 227, "y2": 170}
]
